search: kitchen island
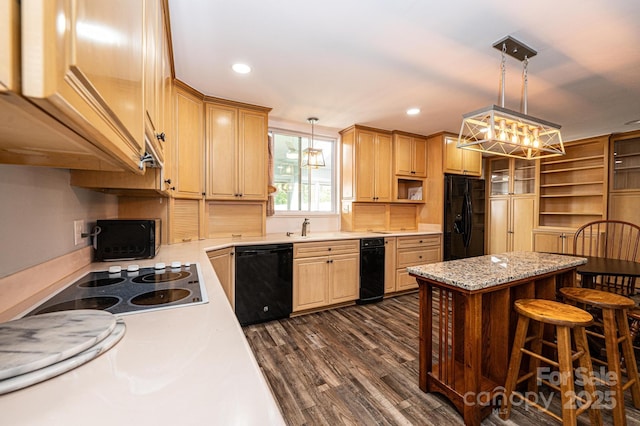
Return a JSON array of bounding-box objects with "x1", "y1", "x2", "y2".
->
[{"x1": 408, "y1": 251, "x2": 587, "y2": 426}]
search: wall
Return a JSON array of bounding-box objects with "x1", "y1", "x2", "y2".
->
[{"x1": 0, "y1": 165, "x2": 118, "y2": 278}]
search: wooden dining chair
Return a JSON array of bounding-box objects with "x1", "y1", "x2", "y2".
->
[{"x1": 573, "y1": 219, "x2": 640, "y2": 296}]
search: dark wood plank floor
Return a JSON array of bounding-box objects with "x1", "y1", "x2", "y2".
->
[{"x1": 244, "y1": 293, "x2": 640, "y2": 425}]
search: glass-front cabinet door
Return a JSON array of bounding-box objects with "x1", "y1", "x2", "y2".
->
[
  {"x1": 489, "y1": 158, "x2": 510, "y2": 196},
  {"x1": 489, "y1": 158, "x2": 536, "y2": 196},
  {"x1": 513, "y1": 159, "x2": 536, "y2": 195},
  {"x1": 613, "y1": 137, "x2": 640, "y2": 190}
]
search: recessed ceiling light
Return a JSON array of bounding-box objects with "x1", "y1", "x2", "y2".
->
[
  {"x1": 406, "y1": 108, "x2": 420, "y2": 116},
  {"x1": 232, "y1": 63, "x2": 251, "y2": 74}
]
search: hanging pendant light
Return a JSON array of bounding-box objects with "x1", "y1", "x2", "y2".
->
[
  {"x1": 302, "y1": 117, "x2": 325, "y2": 168},
  {"x1": 457, "y1": 36, "x2": 564, "y2": 160}
]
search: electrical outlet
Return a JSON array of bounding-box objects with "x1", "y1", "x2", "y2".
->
[{"x1": 74, "y1": 220, "x2": 85, "y2": 246}]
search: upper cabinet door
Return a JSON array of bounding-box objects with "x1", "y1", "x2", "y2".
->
[
  {"x1": 238, "y1": 108, "x2": 268, "y2": 200},
  {"x1": 21, "y1": 0, "x2": 145, "y2": 172},
  {"x1": 206, "y1": 104, "x2": 238, "y2": 199},
  {"x1": 393, "y1": 133, "x2": 427, "y2": 178},
  {"x1": 375, "y1": 133, "x2": 393, "y2": 202},
  {"x1": 412, "y1": 137, "x2": 427, "y2": 177},
  {"x1": 173, "y1": 85, "x2": 204, "y2": 198},
  {"x1": 444, "y1": 135, "x2": 482, "y2": 176},
  {"x1": 0, "y1": 0, "x2": 19, "y2": 92},
  {"x1": 355, "y1": 130, "x2": 377, "y2": 201},
  {"x1": 394, "y1": 134, "x2": 413, "y2": 176}
]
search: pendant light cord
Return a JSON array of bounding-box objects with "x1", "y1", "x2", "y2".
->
[{"x1": 500, "y1": 43, "x2": 506, "y2": 108}]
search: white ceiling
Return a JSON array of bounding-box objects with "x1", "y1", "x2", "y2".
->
[{"x1": 168, "y1": 0, "x2": 640, "y2": 141}]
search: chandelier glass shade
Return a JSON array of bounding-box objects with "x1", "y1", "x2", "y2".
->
[
  {"x1": 302, "y1": 117, "x2": 325, "y2": 168},
  {"x1": 457, "y1": 36, "x2": 564, "y2": 160}
]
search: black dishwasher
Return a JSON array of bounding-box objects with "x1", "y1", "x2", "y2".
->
[
  {"x1": 234, "y1": 244, "x2": 293, "y2": 326},
  {"x1": 358, "y1": 238, "x2": 385, "y2": 304}
]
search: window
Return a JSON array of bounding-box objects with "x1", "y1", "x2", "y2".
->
[{"x1": 271, "y1": 129, "x2": 335, "y2": 212}]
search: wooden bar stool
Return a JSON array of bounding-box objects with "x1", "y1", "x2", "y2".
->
[
  {"x1": 500, "y1": 299, "x2": 602, "y2": 425},
  {"x1": 560, "y1": 287, "x2": 640, "y2": 425}
]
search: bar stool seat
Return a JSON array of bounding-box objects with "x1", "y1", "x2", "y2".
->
[
  {"x1": 560, "y1": 287, "x2": 640, "y2": 425},
  {"x1": 500, "y1": 298, "x2": 602, "y2": 425}
]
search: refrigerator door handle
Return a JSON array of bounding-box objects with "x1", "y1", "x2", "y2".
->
[{"x1": 462, "y1": 192, "x2": 472, "y2": 248}]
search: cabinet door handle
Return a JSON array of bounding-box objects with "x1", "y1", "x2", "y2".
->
[
  {"x1": 328, "y1": 247, "x2": 332, "y2": 251},
  {"x1": 156, "y1": 132, "x2": 166, "y2": 142}
]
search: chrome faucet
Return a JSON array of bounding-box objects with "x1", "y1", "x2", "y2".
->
[{"x1": 301, "y1": 218, "x2": 310, "y2": 237}]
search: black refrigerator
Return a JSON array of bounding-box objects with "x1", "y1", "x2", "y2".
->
[{"x1": 444, "y1": 174, "x2": 485, "y2": 260}]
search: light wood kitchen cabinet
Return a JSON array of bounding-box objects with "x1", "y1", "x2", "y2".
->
[
  {"x1": 533, "y1": 229, "x2": 575, "y2": 254},
  {"x1": 609, "y1": 131, "x2": 640, "y2": 223},
  {"x1": 340, "y1": 125, "x2": 393, "y2": 202},
  {"x1": 206, "y1": 202, "x2": 265, "y2": 238},
  {"x1": 143, "y1": 0, "x2": 169, "y2": 163},
  {"x1": 393, "y1": 234, "x2": 441, "y2": 292},
  {"x1": 293, "y1": 240, "x2": 359, "y2": 312},
  {"x1": 20, "y1": 0, "x2": 146, "y2": 173},
  {"x1": 443, "y1": 134, "x2": 482, "y2": 176},
  {"x1": 341, "y1": 203, "x2": 418, "y2": 232},
  {"x1": 205, "y1": 100, "x2": 270, "y2": 201},
  {"x1": 488, "y1": 196, "x2": 535, "y2": 253},
  {"x1": 69, "y1": 0, "x2": 172, "y2": 194},
  {"x1": 393, "y1": 131, "x2": 427, "y2": 177},
  {"x1": 171, "y1": 83, "x2": 204, "y2": 198},
  {"x1": 207, "y1": 247, "x2": 234, "y2": 308},
  {"x1": 487, "y1": 157, "x2": 537, "y2": 253},
  {"x1": 0, "y1": 0, "x2": 138, "y2": 172},
  {"x1": 384, "y1": 237, "x2": 397, "y2": 294},
  {"x1": 169, "y1": 198, "x2": 202, "y2": 243}
]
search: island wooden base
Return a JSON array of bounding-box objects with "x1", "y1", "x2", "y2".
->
[{"x1": 414, "y1": 267, "x2": 578, "y2": 426}]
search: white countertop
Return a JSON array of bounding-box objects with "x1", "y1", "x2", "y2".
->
[
  {"x1": 407, "y1": 251, "x2": 587, "y2": 291},
  {"x1": 0, "y1": 230, "x2": 440, "y2": 425}
]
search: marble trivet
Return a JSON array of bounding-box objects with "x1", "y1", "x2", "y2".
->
[
  {"x1": 0, "y1": 310, "x2": 116, "y2": 380},
  {"x1": 0, "y1": 319, "x2": 125, "y2": 395}
]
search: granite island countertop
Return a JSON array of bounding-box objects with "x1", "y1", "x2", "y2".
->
[{"x1": 407, "y1": 251, "x2": 587, "y2": 291}]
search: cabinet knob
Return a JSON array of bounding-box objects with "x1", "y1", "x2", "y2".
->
[
  {"x1": 419, "y1": 240, "x2": 423, "y2": 243},
  {"x1": 156, "y1": 132, "x2": 166, "y2": 142},
  {"x1": 328, "y1": 247, "x2": 332, "y2": 251},
  {"x1": 419, "y1": 256, "x2": 422, "y2": 259},
  {"x1": 164, "y1": 179, "x2": 172, "y2": 184},
  {"x1": 170, "y1": 187, "x2": 175, "y2": 191},
  {"x1": 411, "y1": 171, "x2": 416, "y2": 174}
]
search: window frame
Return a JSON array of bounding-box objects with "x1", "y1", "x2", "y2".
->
[{"x1": 269, "y1": 127, "x2": 338, "y2": 215}]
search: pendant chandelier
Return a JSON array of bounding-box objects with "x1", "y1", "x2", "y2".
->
[
  {"x1": 302, "y1": 117, "x2": 325, "y2": 168},
  {"x1": 457, "y1": 36, "x2": 564, "y2": 160}
]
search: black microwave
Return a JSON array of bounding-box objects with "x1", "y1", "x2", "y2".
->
[{"x1": 94, "y1": 219, "x2": 161, "y2": 261}]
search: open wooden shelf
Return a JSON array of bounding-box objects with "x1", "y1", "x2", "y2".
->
[
  {"x1": 540, "y1": 180, "x2": 603, "y2": 188},
  {"x1": 541, "y1": 154, "x2": 604, "y2": 166},
  {"x1": 540, "y1": 193, "x2": 603, "y2": 198},
  {"x1": 540, "y1": 164, "x2": 603, "y2": 174},
  {"x1": 538, "y1": 136, "x2": 607, "y2": 228}
]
